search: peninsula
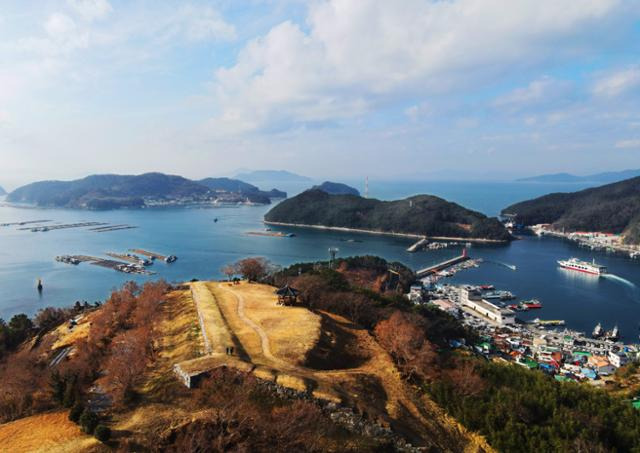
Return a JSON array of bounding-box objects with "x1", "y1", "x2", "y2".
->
[
  {"x1": 503, "y1": 176, "x2": 640, "y2": 244},
  {"x1": 265, "y1": 189, "x2": 512, "y2": 242}
]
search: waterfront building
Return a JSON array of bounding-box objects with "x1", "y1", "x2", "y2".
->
[
  {"x1": 459, "y1": 286, "x2": 516, "y2": 326},
  {"x1": 608, "y1": 350, "x2": 629, "y2": 368}
]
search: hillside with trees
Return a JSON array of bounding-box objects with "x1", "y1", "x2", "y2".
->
[
  {"x1": 265, "y1": 189, "x2": 511, "y2": 241},
  {"x1": 198, "y1": 177, "x2": 287, "y2": 202},
  {"x1": 273, "y1": 257, "x2": 640, "y2": 453},
  {"x1": 503, "y1": 176, "x2": 640, "y2": 243},
  {"x1": 7, "y1": 173, "x2": 286, "y2": 209},
  {"x1": 311, "y1": 181, "x2": 360, "y2": 196}
]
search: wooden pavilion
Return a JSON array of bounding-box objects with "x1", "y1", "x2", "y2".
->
[{"x1": 275, "y1": 284, "x2": 300, "y2": 306}]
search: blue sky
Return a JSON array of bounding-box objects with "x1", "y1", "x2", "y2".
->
[{"x1": 1, "y1": 0, "x2": 640, "y2": 188}]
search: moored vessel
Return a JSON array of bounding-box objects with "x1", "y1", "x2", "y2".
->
[{"x1": 592, "y1": 322, "x2": 604, "y2": 338}]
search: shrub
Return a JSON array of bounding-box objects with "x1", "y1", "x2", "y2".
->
[
  {"x1": 69, "y1": 402, "x2": 84, "y2": 423},
  {"x1": 79, "y1": 409, "x2": 99, "y2": 434},
  {"x1": 95, "y1": 424, "x2": 111, "y2": 442}
]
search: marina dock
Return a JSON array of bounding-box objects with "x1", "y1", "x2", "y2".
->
[
  {"x1": 416, "y1": 251, "x2": 470, "y2": 277},
  {"x1": 57, "y1": 255, "x2": 154, "y2": 275},
  {"x1": 129, "y1": 249, "x2": 166, "y2": 260}
]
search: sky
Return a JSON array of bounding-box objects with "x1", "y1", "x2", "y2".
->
[{"x1": 1, "y1": 0, "x2": 640, "y2": 189}]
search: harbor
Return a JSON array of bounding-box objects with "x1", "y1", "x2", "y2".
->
[
  {"x1": 419, "y1": 281, "x2": 638, "y2": 384},
  {"x1": 0, "y1": 203, "x2": 638, "y2": 342}
]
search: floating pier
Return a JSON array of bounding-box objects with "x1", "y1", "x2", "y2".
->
[
  {"x1": 60, "y1": 255, "x2": 154, "y2": 275},
  {"x1": 128, "y1": 249, "x2": 177, "y2": 263},
  {"x1": 246, "y1": 231, "x2": 295, "y2": 238},
  {"x1": 416, "y1": 249, "x2": 470, "y2": 277},
  {"x1": 90, "y1": 224, "x2": 138, "y2": 233},
  {"x1": 1, "y1": 220, "x2": 52, "y2": 227},
  {"x1": 19, "y1": 221, "x2": 107, "y2": 232},
  {"x1": 129, "y1": 249, "x2": 166, "y2": 260}
]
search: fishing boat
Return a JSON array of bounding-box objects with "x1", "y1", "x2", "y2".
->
[
  {"x1": 592, "y1": 322, "x2": 604, "y2": 338},
  {"x1": 521, "y1": 299, "x2": 542, "y2": 309},
  {"x1": 605, "y1": 325, "x2": 620, "y2": 341}
]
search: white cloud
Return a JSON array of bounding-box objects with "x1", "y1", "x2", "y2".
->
[
  {"x1": 180, "y1": 6, "x2": 236, "y2": 42},
  {"x1": 211, "y1": 0, "x2": 627, "y2": 133},
  {"x1": 67, "y1": 0, "x2": 112, "y2": 22},
  {"x1": 615, "y1": 138, "x2": 640, "y2": 149},
  {"x1": 592, "y1": 66, "x2": 640, "y2": 97},
  {"x1": 493, "y1": 77, "x2": 573, "y2": 111}
]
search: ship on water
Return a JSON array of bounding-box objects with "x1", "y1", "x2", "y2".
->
[
  {"x1": 557, "y1": 257, "x2": 607, "y2": 276},
  {"x1": 592, "y1": 322, "x2": 604, "y2": 338}
]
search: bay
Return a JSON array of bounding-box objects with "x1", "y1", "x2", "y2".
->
[{"x1": 0, "y1": 180, "x2": 637, "y2": 341}]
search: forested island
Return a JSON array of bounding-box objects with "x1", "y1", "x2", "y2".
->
[
  {"x1": 311, "y1": 181, "x2": 360, "y2": 196},
  {"x1": 265, "y1": 189, "x2": 512, "y2": 241},
  {"x1": 7, "y1": 173, "x2": 286, "y2": 210},
  {"x1": 504, "y1": 176, "x2": 640, "y2": 244}
]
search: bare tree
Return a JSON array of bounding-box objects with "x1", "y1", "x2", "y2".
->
[
  {"x1": 221, "y1": 264, "x2": 237, "y2": 281},
  {"x1": 234, "y1": 257, "x2": 271, "y2": 282}
]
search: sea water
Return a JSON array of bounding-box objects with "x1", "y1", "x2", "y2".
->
[{"x1": 0, "y1": 180, "x2": 637, "y2": 340}]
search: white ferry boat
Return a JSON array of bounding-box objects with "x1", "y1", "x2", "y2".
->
[{"x1": 557, "y1": 257, "x2": 607, "y2": 276}]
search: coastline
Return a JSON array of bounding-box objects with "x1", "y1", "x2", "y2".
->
[{"x1": 263, "y1": 221, "x2": 510, "y2": 244}]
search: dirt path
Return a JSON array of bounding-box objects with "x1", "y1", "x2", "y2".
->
[
  {"x1": 201, "y1": 283, "x2": 489, "y2": 451},
  {"x1": 214, "y1": 283, "x2": 301, "y2": 373}
]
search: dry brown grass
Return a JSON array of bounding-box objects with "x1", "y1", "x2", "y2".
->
[
  {"x1": 51, "y1": 312, "x2": 96, "y2": 350},
  {"x1": 209, "y1": 281, "x2": 321, "y2": 365},
  {"x1": 189, "y1": 282, "x2": 235, "y2": 355},
  {"x1": 0, "y1": 411, "x2": 101, "y2": 453}
]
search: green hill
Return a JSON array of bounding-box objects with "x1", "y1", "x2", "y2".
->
[
  {"x1": 198, "y1": 177, "x2": 287, "y2": 201},
  {"x1": 311, "y1": 181, "x2": 360, "y2": 196},
  {"x1": 265, "y1": 189, "x2": 511, "y2": 241},
  {"x1": 7, "y1": 173, "x2": 210, "y2": 209},
  {"x1": 503, "y1": 176, "x2": 640, "y2": 244}
]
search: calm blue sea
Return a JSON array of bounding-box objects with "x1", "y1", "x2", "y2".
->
[{"x1": 0, "y1": 180, "x2": 638, "y2": 340}]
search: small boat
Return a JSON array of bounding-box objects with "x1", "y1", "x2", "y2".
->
[
  {"x1": 37, "y1": 279, "x2": 43, "y2": 293},
  {"x1": 592, "y1": 322, "x2": 604, "y2": 338},
  {"x1": 165, "y1": 255, "x2": 178, "y2": 263},
  {"x1": 521, "y1": 299, "x2": 542, "y2": 309},
  {"x1": 605, "y1": 325, "x2": 620, "y2": 341},
  {"x1": 214, "y1": 218, "x2": 218, "y2": 223}
]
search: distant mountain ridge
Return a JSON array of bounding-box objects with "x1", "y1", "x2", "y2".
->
[
  {"x1": 503, "y1": 176, "x2": 640, "y2": 244},
  {"x1": 311, "y1": 181, "x2": 360, "y2": 196},
  {"x1": 517, "y1": 169, "x2": 640, "y2": 184},
  {"x1": 234, "y1": 170, "x2": 312, "y2": 183},
  {"x1": 265, "y1": 189, "x2": 512, "y2": 241},
  {"x1": 0, "y1": 185, "x2": 5, "y2": 195},
  {"x1": 7, "y1": 173, "x2": 286, "y2": 209}
]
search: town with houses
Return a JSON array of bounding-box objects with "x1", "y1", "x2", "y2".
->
[{"x1": 409, "y1": 279, "x2": 639, "y2": 390}]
